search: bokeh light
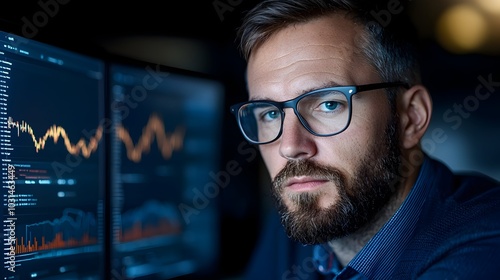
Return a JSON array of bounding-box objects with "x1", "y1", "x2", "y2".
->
[
  {"x1": 475, "y1": 0, "x2": 500, "y2": 15},
  {"x1": 435, "y1": 4, "x2": 488, "y2": 53}
]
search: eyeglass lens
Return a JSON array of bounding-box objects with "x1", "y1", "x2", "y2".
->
[{"x1": 237, "y1": 89, "x2": 350, "y2": 143}]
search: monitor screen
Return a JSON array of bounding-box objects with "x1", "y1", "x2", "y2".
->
[
  {"x1": 0, "y1": 31, "x2": 106, "y2": 279},
  {"x1": 108, "y1": 62, "x2": 225, "y2": 279}
]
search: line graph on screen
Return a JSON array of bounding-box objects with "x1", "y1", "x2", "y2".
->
[{"x1": 6, "y1": 113, "x2": 185, "y2": 162}]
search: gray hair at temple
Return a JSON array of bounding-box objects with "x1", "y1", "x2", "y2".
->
[{"x1": 237, "y1": 0, "x2": 422, "y2": 95}]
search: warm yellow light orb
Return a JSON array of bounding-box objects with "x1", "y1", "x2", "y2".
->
[
  {"x1": 476, "y1": 0, "x2": 500, "y2": 15},
  {"x1": 436, "y1": 4, "x2": 488, "y2": 53}
]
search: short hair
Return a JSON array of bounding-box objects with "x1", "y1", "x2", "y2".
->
[{"x1": 237, "y1": 0, "x2": 422, "y2": 89}]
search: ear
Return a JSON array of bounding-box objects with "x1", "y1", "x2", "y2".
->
[{"x1": 397, "y1": 85, "x2": 433, "y2": 149}]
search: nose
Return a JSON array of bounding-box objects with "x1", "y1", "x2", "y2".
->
[{"x1": 278, "y1": 111, "x2": 317, "y2": 160}]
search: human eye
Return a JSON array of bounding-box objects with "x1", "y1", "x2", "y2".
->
[
  {"x1": 305, "y1": 91, "x2": 347, "y2": 114},
  {"x1": 254, "y1": 104, "x2": 280, "y2": 123},
  {"x1": 318, "y1": 100, "x2": 342, "y2": 112}
]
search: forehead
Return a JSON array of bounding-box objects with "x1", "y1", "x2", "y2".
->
[{"x1": 246, "y1": 13, "x2": 377, "y2": 101}]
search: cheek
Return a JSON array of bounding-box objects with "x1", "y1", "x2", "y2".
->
[
  {"x1": 338, "y1": 124, "x2": 374, "y2": 155},
  {"x1": 316, "y1": 135, "x2": 360, "y2": 176},
  {"x1": 319, "y1": 118, "x2": 383, "y2": 177},
  {"x1": 347, "y1": 103, "x2": 390, "y2": 150},
  {"x1": 259, "y1": 145, "x2": 284, "y2": 180}
]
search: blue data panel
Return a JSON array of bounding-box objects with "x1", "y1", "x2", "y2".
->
[
  {"x1": 109, "y1": 62, "x2": 225, "y2": 279},
  {"x1": 0, "y1": 31, "x2": 106, "y2": 279}
]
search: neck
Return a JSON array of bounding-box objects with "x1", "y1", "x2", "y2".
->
[{"x1": 328, "y1": 149, "x2": 423, "y2": 266}]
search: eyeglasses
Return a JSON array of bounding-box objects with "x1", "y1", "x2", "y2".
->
[{"x1": 230, "y1": 82, "x2": 409, "y2": 145}]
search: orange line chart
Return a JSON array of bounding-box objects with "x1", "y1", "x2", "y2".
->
[
  {"x1": 116, "y1": 113, "x2": 185, "y2": 163},
  {"x1": 7, "y1": 117, "x2": 103, "y2": 158}
]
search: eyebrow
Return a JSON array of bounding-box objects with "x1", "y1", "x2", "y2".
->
[
  {"x1": 249, "y1": 81, "x2": 345, "y2": 102},
  {"x1": 300, "y1": 81, "x2": 343, "y2": 95}
]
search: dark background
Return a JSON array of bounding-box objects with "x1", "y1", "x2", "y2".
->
[{"x1": 2, "y1": 0, "x2": 499, "y2": 279}]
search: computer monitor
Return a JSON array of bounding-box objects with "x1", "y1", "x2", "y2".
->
[
  {"x1": 108, "y1": 61, "x2": 225, "y2": 279},
  {"x1": 0, "y1": 30, "x2": 106, "y2": 279}
]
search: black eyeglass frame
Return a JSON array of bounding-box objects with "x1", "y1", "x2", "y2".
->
[{"x1": 230, "y1": 82, "x2": 409, "y2": 145}]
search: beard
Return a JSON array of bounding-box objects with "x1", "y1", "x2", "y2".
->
[{"x1": 271, "y1": 115, "x2": 402, "y2": 245}]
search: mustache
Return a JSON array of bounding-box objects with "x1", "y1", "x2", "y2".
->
[{"x1": 272, "y1": 160, "x2": 346, "y2": 190}]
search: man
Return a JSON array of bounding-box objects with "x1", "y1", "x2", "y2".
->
[{"x1": 229, "y1": 0, "x2": 500, "y2": 279}]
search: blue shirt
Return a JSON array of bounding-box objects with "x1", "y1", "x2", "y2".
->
[{"x1": 244, "y1": 155, "x2": 500, "y2": 280}]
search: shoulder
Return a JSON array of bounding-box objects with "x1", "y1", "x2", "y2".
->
[
  {"x1": 424, "y1": 155, "x2": 500, "y2": 205},
  {"x1": 420, "y1": 156, "x2": 500, "y2": 232},
  {"x1": 397, "y1": 156, "x2": 500, "y2": 278}
]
